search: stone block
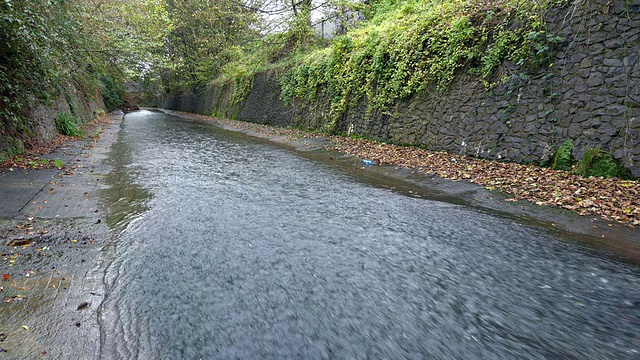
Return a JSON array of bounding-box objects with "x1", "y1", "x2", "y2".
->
[
  {"x1": 571, "y1": 53, "x2": 586, "y2": 63},
  {"x1": 580, "y1": 57, "x2": 593, "y2": 68},
  {"x1": 605, "y1": 104, "x2": 628, "y2": 116},
  {"x1": 609, "y1": 87, "x2": 628, "y2": 97},
  {"x1": 576, "y1": 68, "x2": 591, "y2": 78},
  {"x1": 598, "y1": 122, "x2": 618, "y2": 137},
  {"x1": 575, "y1": 83, "x2": 589, "y2": 93},
  {"x1": 587, "y1": 72, "x2": 605, "y2": 86},
  {"x1": 589, "y1": 43, "x2": 605, "y2": 55},
  {"x1": 604, "y1": 74, "x2": 626, "y2": 85},
  {"x1": 568, "y1": 123, "x2": 583, "y2": 138},
  {"x1": 605, "y1": 37, "x2": 625, "y2": 48},
  {"x1": 624, "y1": 54, "x2": 639, "y2": 69},
  {"x1": 611, "y1": 116, "x2": 627, "y2": 128}
]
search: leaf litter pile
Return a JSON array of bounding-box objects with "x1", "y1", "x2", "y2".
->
[
  {"x1": 188, "y1": 113, "x2": 639, "y2": 227},
  {"x1": 332, "y1": 137, "x2": 639, "y2": 226}
]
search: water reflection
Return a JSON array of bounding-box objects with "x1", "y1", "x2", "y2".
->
[{"x1": 100, "y1": 114, "x2": 152, "y2": 232}]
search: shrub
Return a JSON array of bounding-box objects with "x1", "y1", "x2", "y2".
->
[
  {"x1": 57, "y1": 113, "x2": 84, "y2": 137},
  {"x1": 573, "y1": 148, "x2": 633, "y2": 179},
  {"x1": 100, "y1": 74, "x2": 124, "y2": 111}
]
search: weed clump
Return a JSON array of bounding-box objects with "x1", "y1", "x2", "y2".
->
[{"x1": 57, "y1": 113, "x2": 84, "y2": 137}]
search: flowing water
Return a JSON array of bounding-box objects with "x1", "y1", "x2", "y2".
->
[{"x1": 99, "y1": 110, "x2": 640, "y2": 359}]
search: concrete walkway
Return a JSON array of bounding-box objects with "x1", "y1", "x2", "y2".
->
[
  {"x1": 0, "y1": 111, "x2": 123, "y2": 358},
  {"x1": 0, "y1": 112, "x2": 122, "y2": 221}
]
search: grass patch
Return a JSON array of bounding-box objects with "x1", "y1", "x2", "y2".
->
[{"x1": 56, "y1": 113, "x2": 84, "y2": 137}]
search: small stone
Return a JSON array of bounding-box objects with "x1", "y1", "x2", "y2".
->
[
  {"x1": 604, "y1": 38, "x2": 624, "y2": 48},
  {"x1": 598, "y1": 123, "x2": 617, "y2": 137},
  {"x1": 606, "y1": 105, "x2": 628, "y2": 116},
  {"x1": 575, "y1": 84, "x2": 588, "y2": 93},
  {"x1": 570, "y1": 53, "x2": 586, "y2": 63}
]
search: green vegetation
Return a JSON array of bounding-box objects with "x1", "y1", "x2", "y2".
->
[
  {"x1": 53, "y1": 158, "x2": 64, "y2": 168},
  {"x1": 100, "y1": 74, "x2": 125, "y2": 111},
  {"x1": 2, "y1": 0, "x2": 568, "y2": 123},
  {"x1": 56, "y1": 113, "x2": 84, "y2": 138},
  {"x1": 549, "y1": 139, "x2": 575, "y2": 171},
  {"x1": 0, "y1": 0, "x2": 124, "y2": 159},
  {"x1": 276, "y1": 0, "x2": 567, "y2": 124},
  {"x1": 573, "y1": 148, "x2": 632, "y2": 179}
]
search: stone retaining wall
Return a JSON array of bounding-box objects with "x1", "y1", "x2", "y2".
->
[
  {"x1": 0, "y1": 82, "x2": 104, "y2": 160},
  {"x1": 163, "y1": 0, "x2": 640, "y2": 177}
]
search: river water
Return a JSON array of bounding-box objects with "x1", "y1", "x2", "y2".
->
[{"x1": 99, "y1": 110, "x2": 640, "y2": 359}]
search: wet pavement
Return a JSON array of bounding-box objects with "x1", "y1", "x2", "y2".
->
[
  {"x1": 0, "y1": 112, "x2": 123, "y2": 358},
  {"x1": 1, "y1": 109, "x2": 640, "y2": 359}
]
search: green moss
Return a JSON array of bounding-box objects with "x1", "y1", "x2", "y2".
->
[
  {"x1": 0, "y1": 137, "x2": 25, "y2": 161},
  {"x1": 549, "y1": 139, "x2": 575, "y2": 171},
  {"x1": 573, "y1": 148, "x2": 633, "y2": 179}
]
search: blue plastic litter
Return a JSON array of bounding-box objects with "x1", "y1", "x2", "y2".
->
[{"x1": 363, "y1": 159, "x2": 373, "y2": 165}]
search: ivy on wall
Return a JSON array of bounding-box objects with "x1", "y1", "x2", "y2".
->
[{"x1": 280, "y1": 0, "x2": 568, "y2": 126}]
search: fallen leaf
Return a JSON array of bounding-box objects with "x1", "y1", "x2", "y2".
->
[
  {"x1": 22, "y1": 326, "x2": 29, "y2": 331},
  {"x1": 2, "y1": 274, "x2": 9, "y2": 281},
  {"x1": 77, "y1": 301, "x2": 89, "y2": 310}
]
